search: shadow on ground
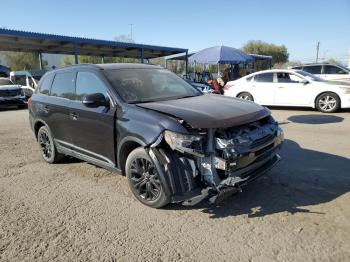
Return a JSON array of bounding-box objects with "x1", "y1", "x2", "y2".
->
[
  {"x1": 0, "y1": 106, "x2": 27, "y2": 112},
  {"x1": 287, "y1": 114, "x2": 344, "y2": 124},
  {"x1": 166, "y1": 139, "x2": 350, "y2": 218}
]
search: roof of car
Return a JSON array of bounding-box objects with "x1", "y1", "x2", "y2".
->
[
  {"x1": 249, "y1": 69, "x2": 302, "y2": 75},
  {"x1": 50, "y1": 63, "x2": 162, "y2": 74},
  {"x1": 291, "y1": 63, "x2": 341, "y2": 67}
]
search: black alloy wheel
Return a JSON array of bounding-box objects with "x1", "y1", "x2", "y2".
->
[{"x1": 126, "y1": 147, "x2": 170, "y2": 208}]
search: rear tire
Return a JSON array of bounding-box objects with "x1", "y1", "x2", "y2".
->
[
  {"x1": 237, "y1": 92, "x2": 254, "y2": 101},
  {"x1": 125, "y1": 147, "x2": 170, "y2": 208},
  {"x1": 37, "y1": 126, "x2": 64, "y2": 163},
  {"x1": 315, "y1": 92, "x2": 340, "y2": 113}
]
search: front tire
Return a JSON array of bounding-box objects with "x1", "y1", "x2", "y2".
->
[
  {"x1": 315, "y1": 92, "x2": 340, "y2": 113},
  {"x1": 237, "y1": 92, "x2": 254, "y2": 101},
  {"x1": 37, "y1": 126, "x2": 64, "y2": 163},
  {"x1": 125, "y1": 147, "x2": 170, "y2": 208}
]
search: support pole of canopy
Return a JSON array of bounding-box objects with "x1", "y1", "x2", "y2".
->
[
  {"x1": 194, "y1": 61, "x2": 197, "y2": 81},
  {"x1": 140, "y1": 48, "x2": 144, "y2": 63},
  {"x1": 217, "y1": 63, "x2": 220, "y2": 76},
  {"x1": 101, "y1": 55, "x2": 105, "y2": 64},
  {"x1": 74, "y1": 45, "x2": 79, "y2": 64},
  {"x1": 38, "y1": 52, "x2": 43, "y2": 70},
  {"x1": 185, "y1": 50, "x2": 188, "y2": 76}
]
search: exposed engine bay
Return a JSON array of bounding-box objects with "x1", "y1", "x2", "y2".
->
[{"x1": 150, "y1": 115, "x2": 284, "y2": 204}]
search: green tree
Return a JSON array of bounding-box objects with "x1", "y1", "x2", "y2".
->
[
  {"x1": 273, "y1": 60, "x2": 302, "y2": 69},
  {"x1": 114, "y1": 34, "x2": 135, "y2": 43},
  {"x1": 325, "y1": 58, "x2": 342, "y2": 65},
  {"x1": 1, "y1": 51, "x2": 42, "y2": 71},
  {"x1": 242, "y1": 40, "x2": 289, "y2": 66},
  {"x1": 61, "y1": 54, "x2": 139, "y2": 67}
]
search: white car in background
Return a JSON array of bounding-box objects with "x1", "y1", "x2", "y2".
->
[
  {"x1": 290, "y1": 63, "x2": 350, "y2": 83},
  {"x1": 224, "y1": 69, "x2": 350, "y2": 113}
]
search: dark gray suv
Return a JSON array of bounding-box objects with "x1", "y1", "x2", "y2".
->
[{"x1": 29, "y1": 63, "x2": 284, "y2": 208}]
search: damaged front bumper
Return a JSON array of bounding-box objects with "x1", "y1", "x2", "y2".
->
[{"x1": 148, "y1": 119, "x2": 284, "y2": 204}]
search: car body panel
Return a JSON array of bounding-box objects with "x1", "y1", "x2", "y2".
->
[{"x1": 136, "y1": 94, "x2": 270, "y2": 128}]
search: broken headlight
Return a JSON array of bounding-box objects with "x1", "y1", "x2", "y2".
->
[{"x1": 164, "y1": 130, "x2": 204, "y2": 156}]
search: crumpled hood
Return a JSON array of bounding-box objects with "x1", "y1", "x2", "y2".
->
[{"x1": 136, "y1": 94, "x2": 270, "y2": 128}]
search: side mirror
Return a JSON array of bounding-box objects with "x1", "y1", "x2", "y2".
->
[
  {"x1": 301, "y1": 80, "x2": 309, "y2": 85},
  {"x1": 82, "y1": 93, "x2": 109, "y2": 108}
]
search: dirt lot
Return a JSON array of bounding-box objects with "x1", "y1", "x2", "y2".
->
[{"x1": 0, "y1": 107, "x2": 349, "y2": 262}]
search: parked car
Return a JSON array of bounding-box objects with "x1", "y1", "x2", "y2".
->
[
  {"x1": 10, "y1": 70, "x2": 46, "y2": 99},
  {"x1": 0, "y1": 77, "x2": 27, "y2": 109},
  {"x1": 183, "y1": 77, "x2": 213, "y2": 93},
  {"x1": 29, "y1": 64, "x2": 284, "y2": 208},
  {"x1": 225, "y1": 69, "x2": 350, "y2": 113},
  {"x1": 290, "y1": 63, "x2": 350, "y2": 82}
]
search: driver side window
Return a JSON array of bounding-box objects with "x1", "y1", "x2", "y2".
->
[
  {"x1": 277, "y1": 72, "x2": 303, "y2": 83},
  {"x1": 75, "y1": 72, "x2": 108, "y2": 101}
]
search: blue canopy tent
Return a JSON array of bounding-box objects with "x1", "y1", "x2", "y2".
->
[
  {"x1": 189, "y1": 45, "x2": 254, "y2": 64},
  {"x1": 188, "y1": 45, "x2": 255, "y2": 79}
]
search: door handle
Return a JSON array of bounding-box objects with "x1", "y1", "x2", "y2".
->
[
  {"x1": 278, "y1": 86, "x2": 284, "y2": 88},
  {"x1": 70, "y1": 112, "x2": 78, "y2": 120}
]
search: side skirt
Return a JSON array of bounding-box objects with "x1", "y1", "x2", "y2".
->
[{"x1": 55, "y1": 141, "x2": 121, "y2": 174}]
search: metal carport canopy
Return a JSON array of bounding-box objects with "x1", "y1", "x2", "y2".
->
[{"x1": 0, "y1": 28, "x2": 187, "y2": 60}]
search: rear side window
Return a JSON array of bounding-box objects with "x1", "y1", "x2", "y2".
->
[
  {"x1": 50, "y1": 72, "x2": 75, "y2": 100},
  {"x1": 75, "y1": 72, "x2": 107, "y2": 100},
  {"x1": 254, "y1": 73, "x2": 274, "y2": 82},
  {"x1": 323, "y1": 65, "x2": 347, "y2": 75},
  {"x1": 38, "y1": 74, "x2": 54, "y2": 95},
  {"x1": 303, "y1": 66, "x2": 321, "y2": 74}
]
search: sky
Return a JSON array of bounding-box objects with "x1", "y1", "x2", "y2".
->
[{"x1": 1, "y1": 0, "x2": 349, "y2": 64}]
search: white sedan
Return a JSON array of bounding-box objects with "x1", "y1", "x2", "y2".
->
[{"x1": 224, "y1": 69, "x2": 350, "y2": 113}]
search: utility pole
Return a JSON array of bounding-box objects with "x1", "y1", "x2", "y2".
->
[
  {"x1": 316, "y1": 41, "x2": 320, "y2": 63},
  {"x1": 129, "y1": 24, "x2": 133, "y2": 41}
]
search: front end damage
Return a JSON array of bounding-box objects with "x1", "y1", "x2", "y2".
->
[{"x1": 148, "y1": 115, "x2": 284, "y2": 204}]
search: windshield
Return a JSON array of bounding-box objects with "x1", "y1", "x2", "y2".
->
[
  {"x1": 296, "y1": 70, "x2": 324, "y2": 82},
  {"x1": 105, "y1": 68, "x2": 200, "y2": 103},
  {"x1": 0, "y1": 78, "x2": 14, "y2": 86}
]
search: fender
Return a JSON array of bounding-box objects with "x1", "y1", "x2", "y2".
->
[{"x1": 116, "y1": 136, "x2": 147, "y2": 169}]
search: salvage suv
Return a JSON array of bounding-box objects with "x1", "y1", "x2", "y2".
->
[{"x1": 29, "y1": 64, "x2": 284, "y2": 208}]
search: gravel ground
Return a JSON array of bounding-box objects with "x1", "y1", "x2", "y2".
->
[{"x1": 0, "y1": 107, "x2": 349, "y2": 262}]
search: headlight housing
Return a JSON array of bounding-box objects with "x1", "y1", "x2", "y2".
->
[
  {"x1": 20, "y1": 88, "x2": 25, "y2": 96},
  {"x1": 164, "y1": 130, "x2": 204, "y2": 156}
]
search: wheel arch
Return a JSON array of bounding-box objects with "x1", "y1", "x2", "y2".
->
[
  {"x1": 33, "y1": 119, "x2": 48, "y2": 140},
  {"x1": 117, "y1": 136, "x2": 146, "y2": 175},
  {"x1": 237, "y1": 91, "x2": 254, "y2": 101},
  {"x1": 314, "y1": 91, "x2": 341, "y2": 108}
]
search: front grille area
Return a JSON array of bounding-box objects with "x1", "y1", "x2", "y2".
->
[
  {"x1": 251, "y1": 133, "x2": 275, "y2": 148},
  {"x1": 0, "y1": 89, "x2": 21, "y2": 97}
]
